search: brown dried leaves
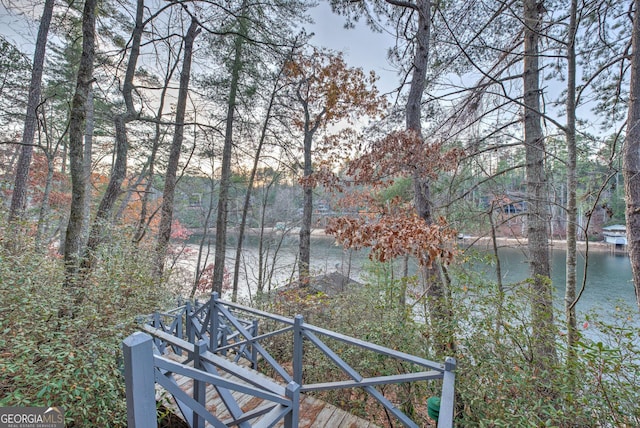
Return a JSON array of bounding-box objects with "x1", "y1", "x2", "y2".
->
[{"x1": 326, "y1": 213, "x2": 456, "y2": 267}]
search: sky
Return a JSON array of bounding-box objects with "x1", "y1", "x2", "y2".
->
[
  {"x1": 308, "y1": 2, "x2": 615, "y2": 137},
  {"x1": 0, "y1": 2, "x2": 35, "y2": 50},
  {"x1": 308, "y1": 2, "x2": 399, "y2": 94},
  {"x1": 0, "y1": 1, "x2": 399, "y2": 92},
  {"x1": 0, "y1": 0, "x2": 613, "y2": 135}
]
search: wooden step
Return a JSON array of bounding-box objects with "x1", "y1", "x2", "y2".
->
[{"x1": 158, "y1": 350, "x2": 377, "y2": 427}]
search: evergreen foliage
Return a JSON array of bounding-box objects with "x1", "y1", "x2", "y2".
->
[
  {"x1": 0, "y1": 216, "x2": 176, "y2": 426},
  {"x1": 261, "y1": 257, "x2": 640, "y2": 427}
]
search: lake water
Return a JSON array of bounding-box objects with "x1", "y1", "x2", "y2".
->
[
  {"x1": 483, "y1": 246, "x2": 635, "y2": 315},
  {"x1": 185, "y1": 235, "x2": 637, "y2": 319}
]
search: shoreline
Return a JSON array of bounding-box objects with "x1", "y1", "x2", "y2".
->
[
  {"x1": 190, "y1": 227, "x2": 626, "y2": 254},
  {"x1": 312, "y1": 229, "x2": 625, "y2": 254},
  {"x1": 460, "y1": 236, "x2": 624, "y2": 253}
]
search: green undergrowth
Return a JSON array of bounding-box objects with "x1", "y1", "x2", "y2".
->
[
  {"x1": 449, "y1": 253, "x2": 640, "y2": 427},
  {"x1": 2, "y1": 219, "x2": 637, "y2": 427},
  {"x1": 0, "y1": 224, "x2": 176, "y2": 427},
  {"x1": 260, "y1": 257, "x2": 640, "y2": 427},
  {"x1": 258, "y1": 263, "x2": 438, "y2": 425}
]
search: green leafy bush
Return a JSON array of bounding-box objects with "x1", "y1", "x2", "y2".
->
[
  {"x1": 260, "y1": 256, "x2": 639, "y2": 427},
  {"x1": 448, "y1": 254, "x2": 640, "y2": 427},
  {"x1": 258, "y1": 261, "x2": 435, "y2": 426},
  {"x1": 0, "y1": 225, "x2": 176, "y2": 426}
]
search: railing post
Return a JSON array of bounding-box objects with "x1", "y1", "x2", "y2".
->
[
  {"x1": 438, "y1": 356, "x2": 457, "y2": 428},
  {"x1": 284, "y1": 381, "x2": 300, "y2": 428},
  {"x1": 209, "y1": 292, "x2": 218, "y2": 350},
  {"x1": 211, "y1": 292, "x2": 219, "y2": 352},
  {"x1": 192, "y1": 339, "x2": 208, "y2": 428},
  {"x1": 153, "y1": 312, "x2": 164, "y2": 353},
  {"x1": 293, "y1": 314, "x2": 304, "y2": 386},
  {"x1": 220, "y1": 322, "x2": 229, "y2": 357},
  {"x1": 185, "y1": 301, "x2": 192, "y2": 342},
  {"x1": 251, "y1": 319, "x2": 259, "y2": 370},
  {"x1": 122, "y1": 332, "x2": 156, "y2": 428},
  {"x1": 153, "y1": 312, "x2": 160, "y2": 329},
  {"x1": 176, "y1": 307, "x2": 183, "y2": 340}
]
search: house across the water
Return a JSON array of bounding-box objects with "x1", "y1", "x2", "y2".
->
[{"x1": 603, "y1": 224, "x2": 627, "y2": 251}]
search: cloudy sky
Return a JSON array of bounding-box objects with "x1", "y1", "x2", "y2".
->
[
  {"x1": 309, "y1": 2, "x2": 398, "y2": 94},
  {"x1": 1, "y1": 1, "x2": 399, "y2": 91}
]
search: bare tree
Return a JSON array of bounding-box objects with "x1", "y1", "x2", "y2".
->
[
  {"x1": 133, "y1": 33, "x2": 182, "y2": 244},
  {"x1": 155, "y1": 17, "x2": 200, "y2": 276},
  {"x1": 523, "y1": 0, "x2": 555, "y2": 363},
  {"x1": 8, "y1": 0, "x2": 55, "y2": 223},
  {"x1": 230, "y1": 58, "x2": 290, "y2": 301},
  {"x1": 624, "y1": 0, "x2": 640, "y2": 311}
]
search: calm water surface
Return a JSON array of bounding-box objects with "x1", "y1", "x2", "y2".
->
[
  {"x1": 481, "y1": 247, "x2": 635, "y2": 316},
  {"x1": 187, "y1": 236, "x2": 637, "y2": 319}
]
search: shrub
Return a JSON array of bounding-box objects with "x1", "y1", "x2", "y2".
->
[
  {"x1": 448, "y1": 254, "x2": 640, "y2": 427},
  {"x1": 258, "y1": 261, "x2": 436, "y2": 426},
  {"x1": 259, "y1": 255, "x2": 639, "y2": 427},
  {"x1": 0, "y1": 224, "x2": 177, "y2": 426}
]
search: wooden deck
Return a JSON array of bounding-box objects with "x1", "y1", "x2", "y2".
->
[{"x1": 159, "y1": 351, "x2": 379, "y2": 428}]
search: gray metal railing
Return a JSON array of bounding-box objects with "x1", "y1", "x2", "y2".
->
[
  {"x1": 141, "y1": 298, "x2": 259, "y2": 365},
  {"x1": 123, "y1": 292, "x2": 456, "y2": 428}
]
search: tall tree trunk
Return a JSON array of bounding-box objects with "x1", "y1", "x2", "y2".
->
[
  {"x1": 232, "y1": 70, "x2": 283, "y2": 301},
  {"x1": 212, "y1": 17, "x2": 246, "y2": 294},
  {"x1": 259, "y1": 181, "x2": 283, "y2": 294},
  {"x1": 406, "y1": 0, "x2": 430, "y2": 224},
  {"x1": 35, "y1": 153, "x2": 55, "y2": 246},
  {"x1": 155, "y1": 18, "x2": 199, "y2": 276},
  {"x1": 405, "y1": 0, "x2": 430, "y2": 135},
  {"x1": 64, "y1": 0, "x2": 97, "y2": 284},
  {"x1": 132, "y1": 150, "x2": 158, "y2": 243},
  {"x1": 297, "y1": 91, "x2": 323, "y2": 286},
  {"x1": 258, "y1": 198, "x2": 267, "y2": 294},
  {"x1": 36, "y1": 111, "x2": 65, "y2": 246},
  {"x1": 9, "y1": 0, "x2": 54, "y2": 223},
  {"x1": 190, "y1": 178, "x2": 216, "y2": 298},
  {"x1": 523, "y1": 0, "x2": 556, "y2": 363},
  {"x1": 488, "y1": 205, "x2": 504, "y2": 293},
  {"x1": 82, "y1": 0, "x2": 145, "y2": 270},
  {"x1": 299, "y1": 117, "x2": 315, "y2": 285},
  {"x1": 404, "y1": 0, "x2": 451, "y2": 352},
  {"x1": 564, "y1": 0, "x2": 579, "y2": 351},
  {"x1": 81, "y1": 86, "x2": 94, "y2": 249},
  {"x1": 624, "y1": 0, "x2": 640, "y2": 311}
]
